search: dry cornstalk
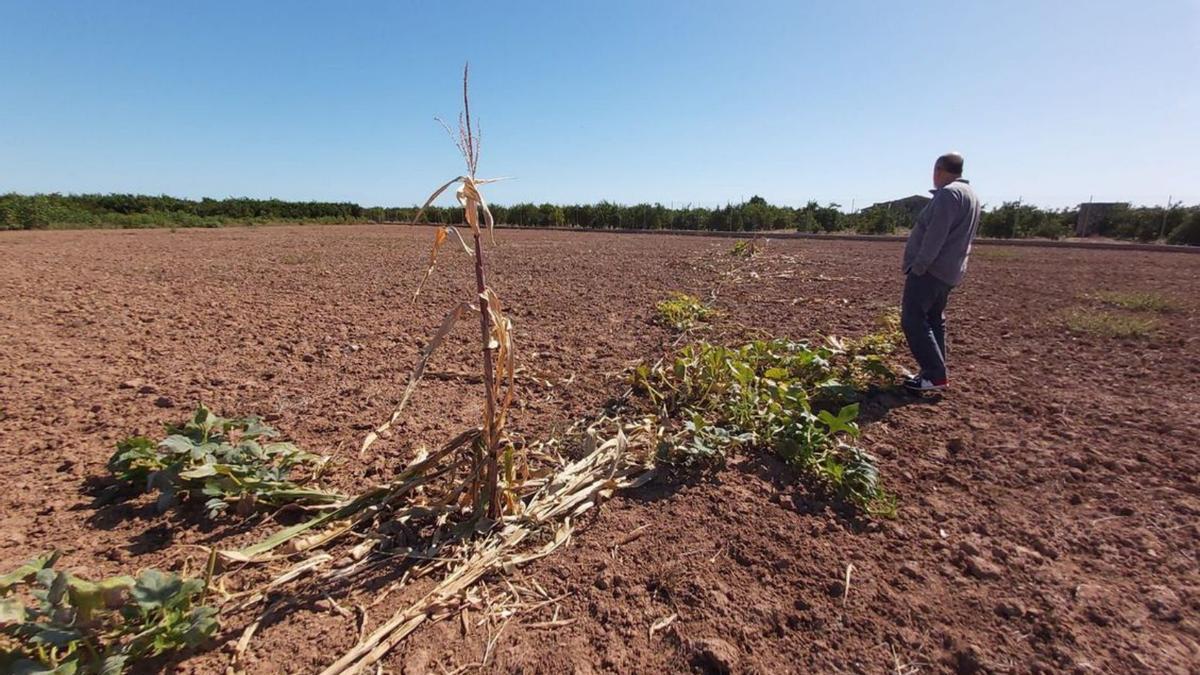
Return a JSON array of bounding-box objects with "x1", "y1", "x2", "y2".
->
[{"x1": 406, "y1": 62, "x2": 515, "y2": 520}]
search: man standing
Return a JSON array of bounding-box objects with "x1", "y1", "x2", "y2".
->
[{"x1": 901, "y1": 152, "x2": 981, "y2": 392}]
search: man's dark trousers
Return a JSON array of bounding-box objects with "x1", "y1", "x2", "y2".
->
[{"x1": 901, "y1": 272, "x2": 953, "y2": 381}]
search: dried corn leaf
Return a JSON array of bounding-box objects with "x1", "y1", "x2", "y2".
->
[
  {"x1": 412, "y1": 224, "x2": 473, "y2": 303},
  {"x1": 412, "y1": 226, "x2": 449, "y2": 302},
  {"x1": 409, "y1": 175, "x2": 465, "y2": 228},
  {"x1": 360, "y1": 301, "x2": 476, "y2": 456}
]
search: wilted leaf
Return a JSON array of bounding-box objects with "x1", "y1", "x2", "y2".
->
[
  {"x1": 0, "y1": 596, "x2": 26, "y2": 625},
  {"x1": 0, "y1": 551, "x2": 61, "y2": 592}
]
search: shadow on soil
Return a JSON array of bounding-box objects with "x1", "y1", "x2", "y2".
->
[
  {"x1": 76, "y1": 475, "x2": 306, "y2": 555},
  {"x1": 734, "y1": 452, "x2": 871, "y2": 531},
  {"x1": 856, "y1": 386, "x2": 943, "y2": 425}
]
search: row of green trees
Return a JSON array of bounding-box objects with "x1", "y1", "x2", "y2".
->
[
  {"x1": 3, "y1": 192, "x2": 1197, "y2": 244},
  {"x1": 370, "y1": 197, "x2": 853, "y2": 234},
  {"x1": 976, "y1": 201, "x2": 1200, "y2": 244},
  {"x1": 0, "y1": 193, "x2": 363, "y2": 229}
]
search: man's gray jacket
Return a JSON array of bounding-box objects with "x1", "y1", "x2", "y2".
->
[{"x1": 903, "y1": 178, "x2": 981, "y2": 286}]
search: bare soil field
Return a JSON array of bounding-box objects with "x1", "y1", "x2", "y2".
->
[{"x1": 1, "y1": 225, "x2": 1198, "y2": 673}]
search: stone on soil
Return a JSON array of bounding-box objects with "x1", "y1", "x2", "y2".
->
[{"x1": 692, "y1": 637, "x2": 739, "y2": 674}]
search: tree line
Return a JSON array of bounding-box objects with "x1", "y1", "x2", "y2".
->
[
  {"x1": 2, "y1": 192, "x2": 1197, "y2": 245},
  {"x1": 0, "y1": 193, "x2": 363, "y2": 229}
]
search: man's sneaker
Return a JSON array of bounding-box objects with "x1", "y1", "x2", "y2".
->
[{"x1": 904, "y1": 376, "x2": 948, "y2": 392}]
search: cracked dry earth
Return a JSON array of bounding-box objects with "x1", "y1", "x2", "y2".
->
[{"x1": 1, "y1": 225, "x2": 1197, "y2": 673}]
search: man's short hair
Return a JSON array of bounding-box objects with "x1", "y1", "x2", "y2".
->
[{"x1": 936, "y1": 153, "x2": 964, "y2": 175}]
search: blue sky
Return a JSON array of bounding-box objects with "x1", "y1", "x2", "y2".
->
[{"x1": 1, "y1": 1, "x2": 1197, "y2": 209}]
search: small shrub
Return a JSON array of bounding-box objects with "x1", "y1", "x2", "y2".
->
[
  {"x1": 1167, "y1": 212, "x2": 1200, "y2": 245},
  {"x1": 1064, "y1": 309, "x2": 1156, "y2": 338},
  {"x1": 108, "y1": 405, "x2": 342, "y2": 518},
  {"x1": 655, "y1": 292, "x2": 714, "y2": 331},
  {"x1": 0, "y1": 551, "x2": 218, "y2": 674}
]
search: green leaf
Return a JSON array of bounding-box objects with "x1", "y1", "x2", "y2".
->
[
  {"x1": 191, "y1": 405, "x2": 220, "y2": 436},
  {"x1": 817, "y1": 403, "x2": 860, "y2": 438},
  {"x1": 131, "y1": 570, "x2": 184, "y2": 610},
  {"x1": 46, "y1": 571, "x2": 69, "y2": 607},
  {"x1": 99, "y1": 655, "x2": 128, "y2": 675},
  {"x1": 178, "y1": 606, "x2": 219, "y2": 646},
  {"x1": 763, "y1": 367, "x2": 789, "y2": 381},
  {"x1": 109, "y1": 405, "x2": 335, "y2": 521},
  {"x1": 0, "y1": 551, "x2": 61, "y2": 592},
  {"x1": 67, "y1": 575, "x2": 134, "y2": 621},
  {"x1": 158, "y1": 435, "x2": 194, "y2": 455},
  {"x1": 11, "y1": 659, "x2": 79, "y2": 675},
  {"x1": 178, "y1": 464, "x2": 217, "y2": 480},
  {"x1": 839, "y1": 402, "x2": 860, "y2": 420},
  {"x1": 242, "y1": 418, "x2": 276, "y2": 439},
  {"x1": 32, "y1": 625, "x2": 82, "y2": 648},
  {"x1": 107, "y1": 436, "x2": 160, "y2": 479},
  {"x1": 730, "y1": 361, "x2": 755, "y2": 386}
]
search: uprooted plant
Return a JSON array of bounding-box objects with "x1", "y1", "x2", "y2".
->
[
  {"x1": 1, "y1": 551, "x2": 218, "y2": 674},
  {"x1": 633, "y1": 312, "x2": 901, "y2": 515},
  {"x1": 108, "y1": 404, "x2": 342, "y2": 518}
]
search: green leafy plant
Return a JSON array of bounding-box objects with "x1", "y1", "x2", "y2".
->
[
  {"x1": 1063, "y1": 308, "x2": 1157, "y2": 338},
  {"x1": 1, "y1": 551, "x2": 218, "y2": 674},
  {"x1": 654, "y1": 292, "x2": 714, "y2": 331},
  {"x1": 1088, "y1": 290, "x2": 1178, "y2": 312},
  {"x1": 633, "y1": 319, "x2": 900, "y2": 515},
  {"x1": 108, "y1": 405, "x2": 342, "y2": 518},
  {"x1": 730, "y1": 238, "x2": 765, "y2": 258}
]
